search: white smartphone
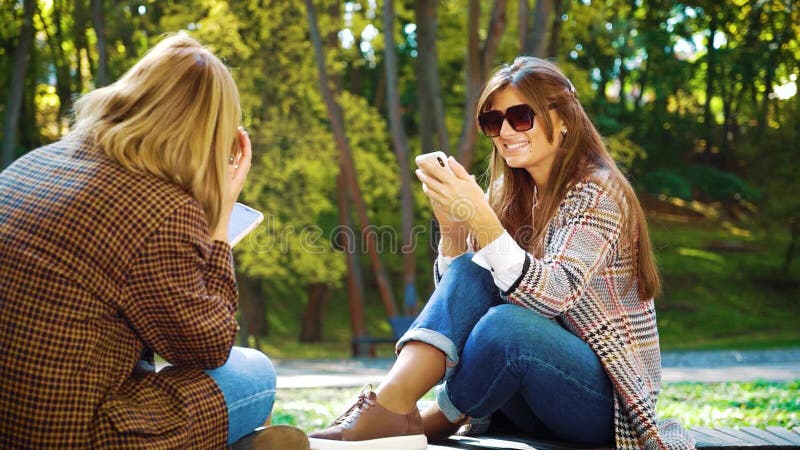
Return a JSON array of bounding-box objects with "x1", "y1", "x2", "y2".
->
[
  {"x1": 415, "y1": 150, "x2": 455, "y2": 176},
  {"x1": 227, "y1": 202, "x2": 264, "y2": 247}
]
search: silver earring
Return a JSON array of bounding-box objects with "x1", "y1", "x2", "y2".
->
[{"x1": 561, "y1": 127, "x2": 568, "y2": 136}]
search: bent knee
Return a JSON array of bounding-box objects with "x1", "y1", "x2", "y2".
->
[
  {"x1": 227, "y1": 347, "x2": 276, "y2": 391},
  {"x1": 470, "y1": 304, "x2": 553, "y2": 349},
  {"x1": 447, "y1": 253, "x2": 493, "y2": 280}
]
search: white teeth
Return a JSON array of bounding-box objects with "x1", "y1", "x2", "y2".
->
[{"x1": 505, "y1": 142, "x2": 529, "y2": 150}]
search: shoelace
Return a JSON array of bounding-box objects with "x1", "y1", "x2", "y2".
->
[{"x1": 331, "y1": 385, "x2": 376, "y2": 427}]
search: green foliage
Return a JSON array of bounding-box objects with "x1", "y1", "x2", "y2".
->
[
  {"x1": 683, "y1": 165, "x2": 760, "y2": 203},
  {"x1": 639, "y1": 165, "x2": 760, "y2": 205},
  {"x1": 640, "y1": 170, "x2": 694, "y2": 200}
]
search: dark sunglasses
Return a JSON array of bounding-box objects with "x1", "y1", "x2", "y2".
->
[{"x1": 478, "y1": 103, "x2": 557, "y2": 138}]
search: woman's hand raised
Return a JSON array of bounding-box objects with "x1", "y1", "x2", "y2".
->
[
  {"x1": 415, "y1": 156, "x2": 486, "y2": 225},
  {"x1": 415, "y1": 156, "x2": 504, "y2": 251},
  {"x1": 210, "y1": 127, "x2": 252, "y2": 243}
]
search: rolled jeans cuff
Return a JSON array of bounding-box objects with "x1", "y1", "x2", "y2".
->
[
  {"x1": 395, "y1": 327, "x2": 459, "y2": 382},
  {"x1": 435, "y1": 383, "x2": 465, "y2": 423}
]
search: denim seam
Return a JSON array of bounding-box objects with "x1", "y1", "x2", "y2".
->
[{"x1": 227, "y1": 389, "x2": 276, "y2": 411}]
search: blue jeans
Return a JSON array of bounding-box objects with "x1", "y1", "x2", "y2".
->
[
  {"x1": 206, "y1": 346, "x2": 276, "y2": 445},
  {"x1": 397, "y1": 254, "x2": 614, "y2": 445}
]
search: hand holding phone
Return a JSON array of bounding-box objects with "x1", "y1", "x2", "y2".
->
[
  {"x1": 227, "y1": 202, "x2": 263, "y2": 247},
  {"x1": 415, "y1": 151, "x2": 455, "y2": 177}
]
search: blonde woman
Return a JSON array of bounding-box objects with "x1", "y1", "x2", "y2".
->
[
  {"x1": 309, "y1": 57, "x2": 693, "y2": 449},
  {"x1": 0, "y1": 34, "x2": 307, "y2": 449}
]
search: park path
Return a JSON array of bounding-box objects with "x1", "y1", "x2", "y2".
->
[{"x1": 271, "y1": 347, "x2": 800, "y2": 388}]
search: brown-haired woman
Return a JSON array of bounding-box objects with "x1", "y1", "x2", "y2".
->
[
  {"x1": 0, "y1": 33, "x2": 307, "y2": 449},
  {"x1": 309, "y1": 57, "x2": 693, "y2": 450}
]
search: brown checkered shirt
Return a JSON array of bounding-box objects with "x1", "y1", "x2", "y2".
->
[{"x1": 0, "y1": 135, "x2": 239, "y2": 448}]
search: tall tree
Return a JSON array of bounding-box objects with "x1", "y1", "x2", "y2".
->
[
  {"x1": 334, "y1": 170, "x2": 367, "y2": 351},
  {"x1": 91, "y1": 0, "x2": 109, "y2": 86},
  {"x1": 456, "y1": 0, "x2": 507, "y2": 171},
  {"x1": 546, "y1": 0, "x2": 564, "y2": 58},
  {"x1": 415, "y1": 0, "x2": 449, "y2": 153},
  {"x1": 383, "y1": 0, "x2": 417, "y2": 316},
  {"x1": 73, "y1": 0, "x2": 91, "y2": 94},
  {"x1": 38, "y1": 0, "x2": 74, "y2": 120},
  {"x1": 523, "y1": 0, "x2": 553, "y2": 57},
  {"x1": 305, "y1": 0, "x2": 399, "y2": 323},
  {"x1": 2, "y1": 0, "x2": 36, "y2": 169}
]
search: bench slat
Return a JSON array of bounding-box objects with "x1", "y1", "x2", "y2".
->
[
  {"x1": 765, "y1": 426, "x2": 800, "y2": 444},
  {"x1": 690, "y1": 428, "x2": 738, "y2": 448},
  {"x1": 427, "y1": 426, "x2": 800, "y2": 448},
  {"x1": 714, "y1": 426, "x2": 778, "y2": 445},
  {"x1": 444, "y1": 434, "x2": 592, "y2": 450},
  {"x1": 739, "y1": 427, "x2": 796, "y2": 445},
  {"x1": 691, "y1": 426, "x2": 753, "y2": 447}
]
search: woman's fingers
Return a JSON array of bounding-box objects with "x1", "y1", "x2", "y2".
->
[
  {"x1": 231, "y1": 128, "x2": 252, "y2": 184},
  {"x1": 448, "y1": 156, "x2": 471, "y2": 180},
  {"x1": 237, "y1": 128, "x2": 252, "y2": 169}
]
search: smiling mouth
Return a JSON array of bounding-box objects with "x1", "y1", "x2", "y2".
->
[{"x1": 504, "y1": 141, "x2": 530, "y2": 151}]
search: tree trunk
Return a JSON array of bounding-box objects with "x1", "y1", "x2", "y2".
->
[
  {"x1": 236, "y1": 271, "x2": 266, "y2": 349},
  {"x1": 2, "y1": 0, "x2": 36, "y2": 169},
  {"x1": 518, "y1": 0, "x2": 528, "y2": 52},
  {"x1": 384, "y1": 0, "x2": 418, "y2": 315},
  {"x1": 73, "y1": 0, "x2": 91, "y2": 94},
  {"x1": 547, "y1": 0, "x2": 564, "y2": 58},
  {"x1": 757, "y1": 51, "x2": 776, "y2": 141},
  {"x1": 91, "y1": 0, "x2": 110, "y2": 86},
  {"x1": 456, "y1": 0, "x2": 508, "y2": 171},
  {"x1": 481, "y1": 0, "x2": 508, "y2": 92},
  {"x1": 703, "y1": 12, "x2": 717, "y2": 153},
  {"x1": 305, "y1": 0, "x2": 398, "y2": 321},
  {"x1": 415, "y1": 0, "x2": 449, "y2": 152},
  {"x1": 300, "y1": 282, "x2": 331, "y2": 342},
  {"x1": 526, "y1": 0, "x2": 553, "y2": 57},
  {"x1": 783, "y1": 217, "x2": 798, "y2": 274},
  {"x1": 39, "y1": 1, "x2": 73, "y2": 121},
  {"x1": 336, "y1": 170, "x2": 368, "y2": 355}
]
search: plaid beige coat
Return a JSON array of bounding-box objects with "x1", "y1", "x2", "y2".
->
[{"x1": 0, "y1": 136, "x2": 239, "y2": 448}]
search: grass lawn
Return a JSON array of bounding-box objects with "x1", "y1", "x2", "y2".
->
[
  {"x1": 649, "y1": 218, "x2": 800, "y2": 350},
  {"x1": 271, "y1": 380, "x2": 800, "y2": 434}
]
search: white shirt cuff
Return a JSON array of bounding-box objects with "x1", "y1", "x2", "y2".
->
[
  {"x1": 436, "y1": 234, "x2": 464, "y2": 277},
  {"x1": 471, "y1": 230, "x2": 527, "y2": 291},
  {"x1": 436, "y1": 253, "x2": 455, "y2": 276}
]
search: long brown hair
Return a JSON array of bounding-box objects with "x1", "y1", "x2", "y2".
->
[
  {"x1": 478, "y1": 56, "x2": 660, "y2": 299},
  {"x1": 71, "y1": 32, "x2": 241, "y2": 231}
]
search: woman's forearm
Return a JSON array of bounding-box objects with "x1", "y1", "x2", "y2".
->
[
  {"x1": 467, "y1": 205, "x2": 505, "y2": 250},
  {"x1": 438, "y1": 222, "x2": 468, "y2": 257}
]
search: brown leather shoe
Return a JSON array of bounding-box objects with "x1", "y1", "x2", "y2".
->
[
  {"x1": 229, "y1": 425, "x2": 309, "y2": 450},
  {"x1": 308, "y1": 385, "x2": 427, "y2": 450}
]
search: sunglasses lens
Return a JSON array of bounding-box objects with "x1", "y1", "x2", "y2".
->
[
  {"x1": 479, "y1": 105, "x2": 535, "y2": 137},
  {"x1": 506, "y1": 105, "x2": 534, "y2": 132},
  {"x1": 478, "y1": 110, "x2": 504, "y2": 137}
]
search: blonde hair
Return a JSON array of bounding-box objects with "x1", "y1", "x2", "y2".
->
[
  {"x1": 71, "y1": 32, "x2": 241, "y2": 230},
  {"x1": 478, "y1": 57, "x2": 660, "y2": 300}
]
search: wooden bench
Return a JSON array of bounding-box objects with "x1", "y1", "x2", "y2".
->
[
  {"x1": 351, "y1": 315, "x2": 417, "y2": 357},
  {"x1": 351, "y1": 335, "x2": 397, "y2": 357},
  {"x1": 425, "y1": 426, "x2": 800, "y2": 449}
]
